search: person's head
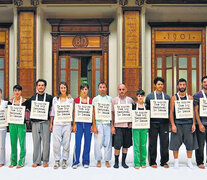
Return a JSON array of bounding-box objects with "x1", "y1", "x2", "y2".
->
[
  {"x1": 98, "y1": 82, "x2": 107, "y2": 96},
  {"x1": 118, "y1": 84, "x2": 127, "y2": 98},
  {"x1": 177, "y1": 78, "x2": 187, "y2": 93},
  {"x1": 0, "y1": 88, "x2": 2, "y2": 99},
  {"x1": 154, "y1": 77, "x2": 164, "y2": 93},
  {"x1": 136, "y1": 89, "x2": 145, "y2": 104},
  {"x1": 36, "y1": 79, "x2": 47, "y2": 94},
  {"x1": 80, "y1": 83, "x2": 89, "y2": 97},
  {"x1": 58, "y1": 82, "x2": 69, "y2": 97},
  {"x1": 13, "y1": 85, "x2": 22, "y2": 98},
  {"x1": 201, "y1": 76, "x2": 207, "y2": 90}
]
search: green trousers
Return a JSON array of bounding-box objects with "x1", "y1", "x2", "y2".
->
[
  {"x1": 9, "y1": 124, "x2": 26, "y2": 166},
  {"x1": 132, "y1": 129, "x2": 148, "y2": 167}
]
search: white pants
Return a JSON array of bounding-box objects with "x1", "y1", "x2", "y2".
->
[
  {"x1": 94, "y1": 123, "x2": 112, "y2": 161},
  {"x1": 52, "y1": 124, "x2": 72, "y2": 161},
  {"x1": 0, "y1": 129, "x2": 6, "y2": 164}
]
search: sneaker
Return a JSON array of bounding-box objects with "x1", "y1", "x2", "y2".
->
[
  {"x1": 72, "y1": 164, "x2": 79, "y2": 169},
  {"x1": 62, "y1": 160, "x2": 67, "y2": 169},
  {"x1": 83, "y1": 164, "x2": 89, "y2": 168},
  {"x1": 53, "y1": 161, "x2": 60, "y2": 169}
]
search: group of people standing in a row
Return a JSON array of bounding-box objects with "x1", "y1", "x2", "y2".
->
[{"x1": 0, "y1": 76, "x2": 207, "y2": 170}]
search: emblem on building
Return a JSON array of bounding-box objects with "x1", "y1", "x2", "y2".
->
[{"x1": 73, "y1": 35, "x2": 88, "y2": 48}]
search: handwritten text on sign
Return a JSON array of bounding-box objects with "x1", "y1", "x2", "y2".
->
[
  {"x1": 132, "y1": 110, "x2": 150, "y2": 129},
  {"x1": 114, "y1": 104, "x2": 132, "y2": 123},
  {"x1": 54, "y1": 104, "x2": 73, "y2": 123},
  {"x1": 175, "y1": 100, "x2": 193, "y2": 119},
  {"x1": 0, "y1": 108, "x2": 7, "y2": 128},
  {"x1": 150, "y1": 100, "x2": 169, "y2": 118},
  {"x1": 199, "y1": 98, "x2": 207, "y2": 117},
  {"x1": 95, "y1": 102, "x2": 112, "y2": 121},
  {"x1": 75, "y1": 104, "x2": 93, "y2": 123},
  {"x1": 7, "y1": 105, "x2": 25, "y2": 124},
  {"x1": 30, "y1": 101, "x2": 49, "y2": 120}
]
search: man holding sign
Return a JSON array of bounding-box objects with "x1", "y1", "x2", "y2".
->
[
  {"x1": 193, "y1": 76, "x2": 207, "y2": 169},
  {"x1": 92, "y1": 82, "x2": 112, "y2": 168},
  {"x1": 111, "y1": 84, "x2": 133, "y2": 168},
  {"x1": 0, "y1": 88, "x2": 8, "y2": 167},
  {"x1": 26, "y1": 79, "x2": 53, "y2": 168},
  {"x1": 170, "y1": 78, "x2": 198, "y2": 169},
  {"x1": 145, "y1": 77, "x2": 170, "y2": 168}
]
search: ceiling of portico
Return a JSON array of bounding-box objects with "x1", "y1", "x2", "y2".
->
[{"x1": 146, "y1": 5, "x2": 207, "y2": 22}]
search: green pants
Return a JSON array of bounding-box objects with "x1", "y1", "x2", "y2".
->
[
  {"x1": 132, "y1": 129, "x2": 148, "y2": 167},
  {"x1": 9, "y1": 124, "x2": 26, "y2": 166}
]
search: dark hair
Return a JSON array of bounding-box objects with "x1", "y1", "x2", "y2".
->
[
  {"x1": 0, "y1": 88, "x2": 2, "y2": 94},
  {"x1": 13, "y1": 85, "x2": 22, "y2": 91},
  {"x1": 201, "y1": 76, "x2": 207, "y2": 83},
  {"x1": 80, "y1": 83, "x2": 89, "y2": 90},
  {"x1": 177, "y1": 78, "x2": 187, "y2": 85},
  {"x1": 98, "y1": 82, "x2": 107, "y2": 88},
  {"x1": 57, "y1": 82, "x2": 69, "y2": 97},
  {"x1": 36, "y1": 79, "x2": 47, "y2": 87},
  {"x1": 154, "y1": 77, "x2": 164, "y2": 85},
  {"x1": 136, "y1": 89, "x2": 145, "y2": 96}
]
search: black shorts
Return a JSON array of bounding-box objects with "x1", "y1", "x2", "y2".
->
[
  {"x1": 169, "y1": 124, "x2": 198, "y2": 151},
  {"x1": 112, "y1": 127, "x2": 132, "y2": 150}
]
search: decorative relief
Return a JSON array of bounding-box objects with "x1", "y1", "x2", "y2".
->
[
  {"x1": 135, "y1": 0, "x2": 145, "y2": 6},
  {"x1": 155, "y1": 31, "x2": 202, "y2": 42},
  {"x1": 102, "y1": 35, "x2": 108, "y2": 52},
  {"x1": 72, "y1": 35, "x2": 88, "y2": 48},
  {"x1": 124, "y1": 11, "x2": 140, "y2": 68},
  {"x1": 14, "y1": 0, "x2": 23, "y2": 6},
  {"x1": 31, "y1": 0, "x2": 39, "y2": 6},
  {"x1": 119, "y1": 0, "x2": 128, "y2": 6}
]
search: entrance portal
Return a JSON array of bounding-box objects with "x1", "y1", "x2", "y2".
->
[{"x1": 59, "y1": 55, "x2": 102, "y2": 98}]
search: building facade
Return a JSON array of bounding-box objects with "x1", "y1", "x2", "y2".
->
[{"x1": 0, "y1": 0, "x2": 207, "y2": 99}]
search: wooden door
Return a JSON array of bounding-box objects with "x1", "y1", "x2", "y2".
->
[
  {"x1": 59, "y1": 56, "x2": 81, "y2": 98},
  {"x1": 59, "y1": 55, "x2": 102, "y2": 98},
  {"x1": 155, "y1": 48, "x2": 199, "y2": 96}
]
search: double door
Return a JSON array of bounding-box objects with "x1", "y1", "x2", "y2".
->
[
  {"x1": 155, "y1": 48, "x2": 200, "y2": 96},
  {"x1": 59, "y1": 55, "x2": 102, "y2": 98}
]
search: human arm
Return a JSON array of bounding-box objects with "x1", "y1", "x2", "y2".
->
[
  {"x1": 189, "y1": 95, "x2": 196, "y2": 133},
  {"x1": 91, "y1": 106, "x2": 98, "y2": 134},
  {"x1": 170, "y1": 95, "x2": 177, "y2": 133}
]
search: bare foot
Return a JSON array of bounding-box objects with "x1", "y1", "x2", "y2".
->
[
  {"x1": 43, "y1": 163, "x2": 49, "y2": 167},
  {"x1": 96, "y1": 161, "x2": 101, "y2": 168},
  {"x1": 141, "y1": 166, "x2": 146, "y2": 168},
  {"x1": 32, "y1": 163, "x2": 38, "y2": 168},
  {"x1": 163, "y1": 164, "x2": 169, "y2": 168},
  {"x1": 151, "y1": 164, "x2": 157, "y2": 168},
  {"x1": 134, "y1": 166, "x2": 140, "y2": 169},
  {"x1": 198, "y1": 164, "x2": 205, "y2": 169},
  {"x1": 0, "y1": 164, "x2": 4, "y2": 167},
  {"x1": 9, "y1": 165, "x2": 14, "y2": 168},
  {"x1": 105, "y1": 161, "x2": 111, "y2": 168},
  {"x1": 16, "y1": 165, "x2": 23, "y2": 169}
]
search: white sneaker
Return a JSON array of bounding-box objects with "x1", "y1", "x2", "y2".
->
[
  {"x1": 72, "y1": 164, "x2": 79, "y2": 169},
  {"x1": 84, "y1": 164, "x2": 89, "y2": 168}
]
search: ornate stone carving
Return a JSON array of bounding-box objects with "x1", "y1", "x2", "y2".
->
[
  {"x1": 135, "y1": 0, "x2": 145, "y2": 6},
  {"x1": 31, "y1": 0, "x2": 39, "y2": 6},
  {"x1": 119, "y1": 0, "x2": 128, "y2": 6},
  {"x1": 14, "y1": 0, "x2": 23, "y2": 6},
  {"x1": 72, "y1": 35, "x2": 88, "y2": 48}
]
